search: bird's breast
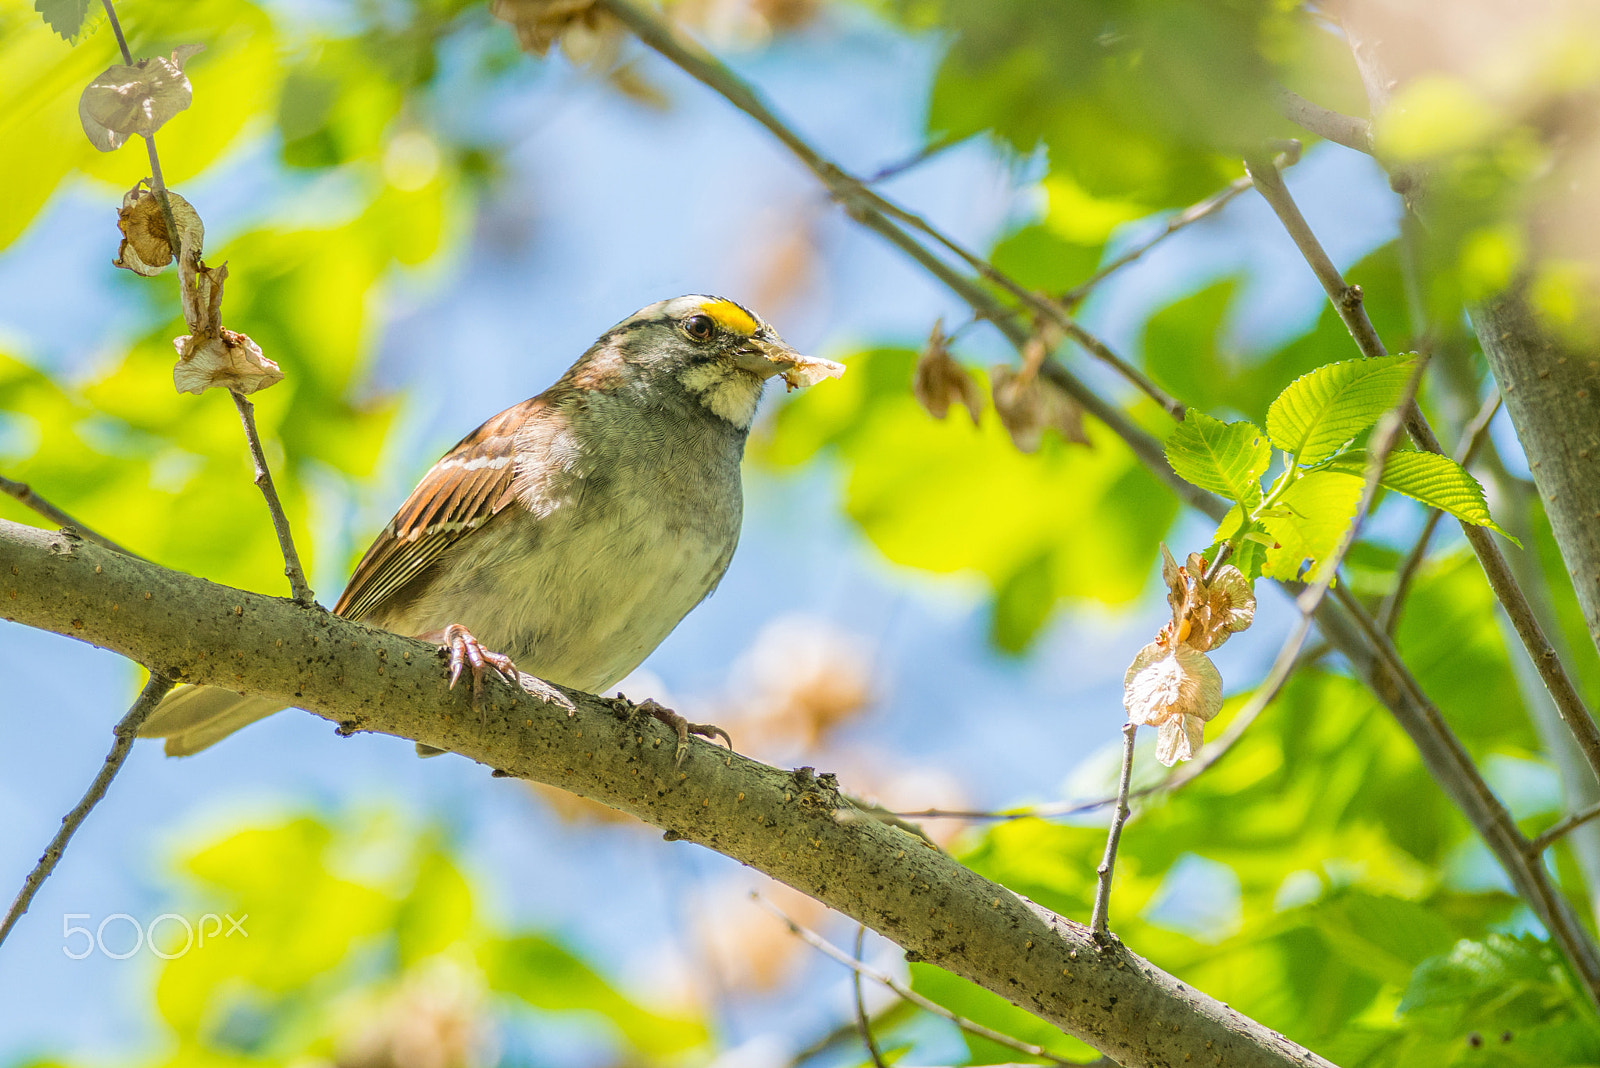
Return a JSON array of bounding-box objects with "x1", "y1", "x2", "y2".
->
[{"x1": 389, "y1": 426, "x2": 744, "y2": 695}]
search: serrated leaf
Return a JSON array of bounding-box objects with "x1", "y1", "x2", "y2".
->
[
  {"x1": 1266, "y1": 355, "x2": 1416, "y2": 463},
  {"x1": 1401, "y1": 933, "x2": 1564, "y2": 1018},
  {"x1": 1259, "y1": 470, "x2": 1364, "y2": 582},
  {"x1": 35, "y1": 0, "x2": 90, "y2": 40},
  {"x1": 1324, "y1": 449, "x2": 1517, "y2": 541},
  {"x1": 1165, "y1": 409, "x2": 1270, "y2": 505}
]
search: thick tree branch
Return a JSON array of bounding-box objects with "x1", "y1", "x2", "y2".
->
[
  {"x1": 1470, "y1": 296, "x2": 1600, "y2": 661},
  {"x1": 0, "y1": 518, "x2": 1333, "y2": 1068}
]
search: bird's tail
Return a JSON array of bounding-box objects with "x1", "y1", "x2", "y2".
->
[{"x1": 136, "y1": 685, "x2": 284, "y2": 757}]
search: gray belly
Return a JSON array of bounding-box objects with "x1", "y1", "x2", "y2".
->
[{"x1": 370, "y1": 463, "x2": 742, "y2": 694}]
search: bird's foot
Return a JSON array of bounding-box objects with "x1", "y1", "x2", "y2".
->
[
  {"x1": 435, "y1": 623, "x2": 519, "y2": 708},
  {"x1": 637, "y1": 698, "x2": 732, "y2": 767}
]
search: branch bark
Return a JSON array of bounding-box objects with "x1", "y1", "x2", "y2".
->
[
  {"x1": 1470, "y1": 294, "x2": 1600, "y2": 660},
  {"x1": 0, "y1": 518, "x2": 1334, "y2": 1068}
]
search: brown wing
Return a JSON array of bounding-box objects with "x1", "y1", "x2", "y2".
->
[{"x1": 333, "y1": 399, "x2": 540, "y2": 622}]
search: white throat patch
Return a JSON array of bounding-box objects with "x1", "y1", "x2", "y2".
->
[{"x1": 678, "y1": 363, "x2": 765, "y2": 427}]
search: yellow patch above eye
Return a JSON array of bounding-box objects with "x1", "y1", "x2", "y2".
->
[{"x1": 700, "y1": 298, "x2": 759, "y2": 336}]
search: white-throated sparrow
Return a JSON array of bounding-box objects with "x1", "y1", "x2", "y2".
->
[{"x1": 139, "y1": 295, "x2": 844, "y2": 757}]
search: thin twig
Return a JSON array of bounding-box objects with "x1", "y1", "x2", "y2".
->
[
  {"x1": 230, "y1": 391, "x2": 315, "y2": 605},
  {"x1": 0, "y1": 474, "x2": 141, "y2": 558},
  {"x1": 1531, "y1": 801, "x2": 1600, "y2": 855},
  {"x1": 99, "y1": 0, "x2": 132, "y2": 63},
  {"x1": 1244, "y1": 148, "x2": 1600, "y2": 792},
  {"x1": 1066, "y1": 186, "x2": 1245, "y2": 305},
  {"x1": 1330, "y1": 583, "x2": 1600, "y2": 1005},
  {"x1": 784, "y1": 1004, "x2": 916, "y2": 1068},
  {"x1": 890, "y1": 636, "x2": 1334, "y2": 826},
  {"x1": 854, "y1": 926, "x2": 889, "y2": 1068},
  {"x1": 97, "y1": 0, "x2": 179, "y2": 253},
  {"x1": 98, "y1": 0, "x2": 312, "y2": 606},
  {"x1": 867, "y1": 132, "x2": 970, "y2": 183},
  {"x1": 606, "y1": 0, "x2": 1222, "y2": 519},
  {"x1": 0, "y1": 671, "x2": 174, "y2": 949},
  {"x1": 1274, "y1": 87, "x2": 1373, "y2": 154},
  {"x1": 753, "y1": 894, "x2": 1077, "y2": 1066},
  {"x1": 1378, "y1": 388, "x2": 1502, "y2": 633},
  {"x1": 1089, "y1": 722, "x2": 1137, "y2": 939},
  {"x1": 1062, "y1": 145, "x2": 1302, "y2": 308},
  {"x1": 599, "y1": 0, "x2": 1187, "y2": 423}
]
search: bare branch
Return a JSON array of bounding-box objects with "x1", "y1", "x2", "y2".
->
[
  {"x1": 230, "y1": 391, "x2": 315, "y2": 605},
  {"x1": 0, "y1": 670, "x2": 174, "y2": 948},
  {"x1": 1089, "y1": 722, "x2": 1137, "y2": 939},
  {"x1": 1529, "y1": 805, "x2": 1600, "y2": 856},
  {"x1": 867, "y1": 132, "x2": 970, "y2": 183},
  {"x1": 1274, "y1": 87, "x2": 1373, "y2": 154},
  {"x1": 1062, "y1": 145, "x2": 1301, "y2": 307},
  {"x1": 597, "y1": 0, "x2": 1188, "y2": 424},
  {"x1": 1244, "y1": 148, "x2": 1600, "y2": 798},
  {"x1": 853, "y1": 926, "x2": 890, "y2": 1068},
  {"x1": 0, "y1": 474, "x2": 141, "y2": 558},
  {"x1": 1531, "y1": 801, "x2": 1600, "y2": 855},
  {"x1": 1325, "y1": 584, "x2": 1600, "y2": 1006},
  {"x1": 756, "y1": 895, "x2": 1078, "y2": 1067},
  {"x1": 98, "y1": 0, "x2": 132, "y2": 63}
]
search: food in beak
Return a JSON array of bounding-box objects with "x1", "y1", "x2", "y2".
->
[{"x1": 739, "y1": 344, "x2": 845, "y2": 389}]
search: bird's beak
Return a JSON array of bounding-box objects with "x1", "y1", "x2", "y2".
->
[{"x1": 735, "y1": 337, "x2": 846, "y2": 390}]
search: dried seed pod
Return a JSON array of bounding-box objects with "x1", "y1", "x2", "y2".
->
[
  {"x1": 913, "y1": 321, "x2": 983, "y2": 425},
  {"x1": 113, "y1": 185, "x2": 202, "y2": 276},
  {"x1": 79, "y1": 45, "x2": 204, "y2": 151}
]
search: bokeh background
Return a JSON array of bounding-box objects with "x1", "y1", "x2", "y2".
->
[{"x1": 5, "y1": 0, "x2": 1600, "y2": 1065}]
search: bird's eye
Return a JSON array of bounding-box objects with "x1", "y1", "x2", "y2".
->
[{"x1": 683, "y1": 314, "x2": 716, "y2": 342}]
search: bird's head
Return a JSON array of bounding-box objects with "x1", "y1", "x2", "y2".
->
[{"x1": 601, "y1": 295, "x2": 844, "y2": 429}]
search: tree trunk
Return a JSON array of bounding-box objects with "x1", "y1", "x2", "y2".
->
[{"x1": 1471, "y1": 292, "x2": 1600, "y2": 660}]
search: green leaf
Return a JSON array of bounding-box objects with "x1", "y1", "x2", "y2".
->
[
  {"x1": 1165, "y1": 409, "x2": 1271, "y2": 505},
  {"x1": 761, "y1": 348, "x2": 1177, "y2": 651},
  {"x1": 480, "y1": 935, "x2": 707, "y2": 1055},
  {"x1": 1323, "y1": 449, "x2": 1516, "y2": 540},
  {"x1": 34, "y1": 0, "x2": 89, "y2": 40},
  {"x1": 1143, "y1": 279, "x2": 1238, "y2": 414},
  {"x1": 394, "y1": 846, "x2": 473, "y2": 965},
  {"x1": 1259, "y1": 469, "x2": 1364, "y2": 582},
  {"x1": 1401, "y1": 934, "x2": 1588, "y2": 1031},
  {"x1": 1266, "y1": 355, "x2": 1417, "y2": 463}
]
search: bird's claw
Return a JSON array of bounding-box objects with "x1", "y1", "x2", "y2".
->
[
  {"x1": 637, "y1": 699, "x2": 733, "y2": 766},
  {"x1": 442, "y1": 623, "x2": 518, "y2": 708}
]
